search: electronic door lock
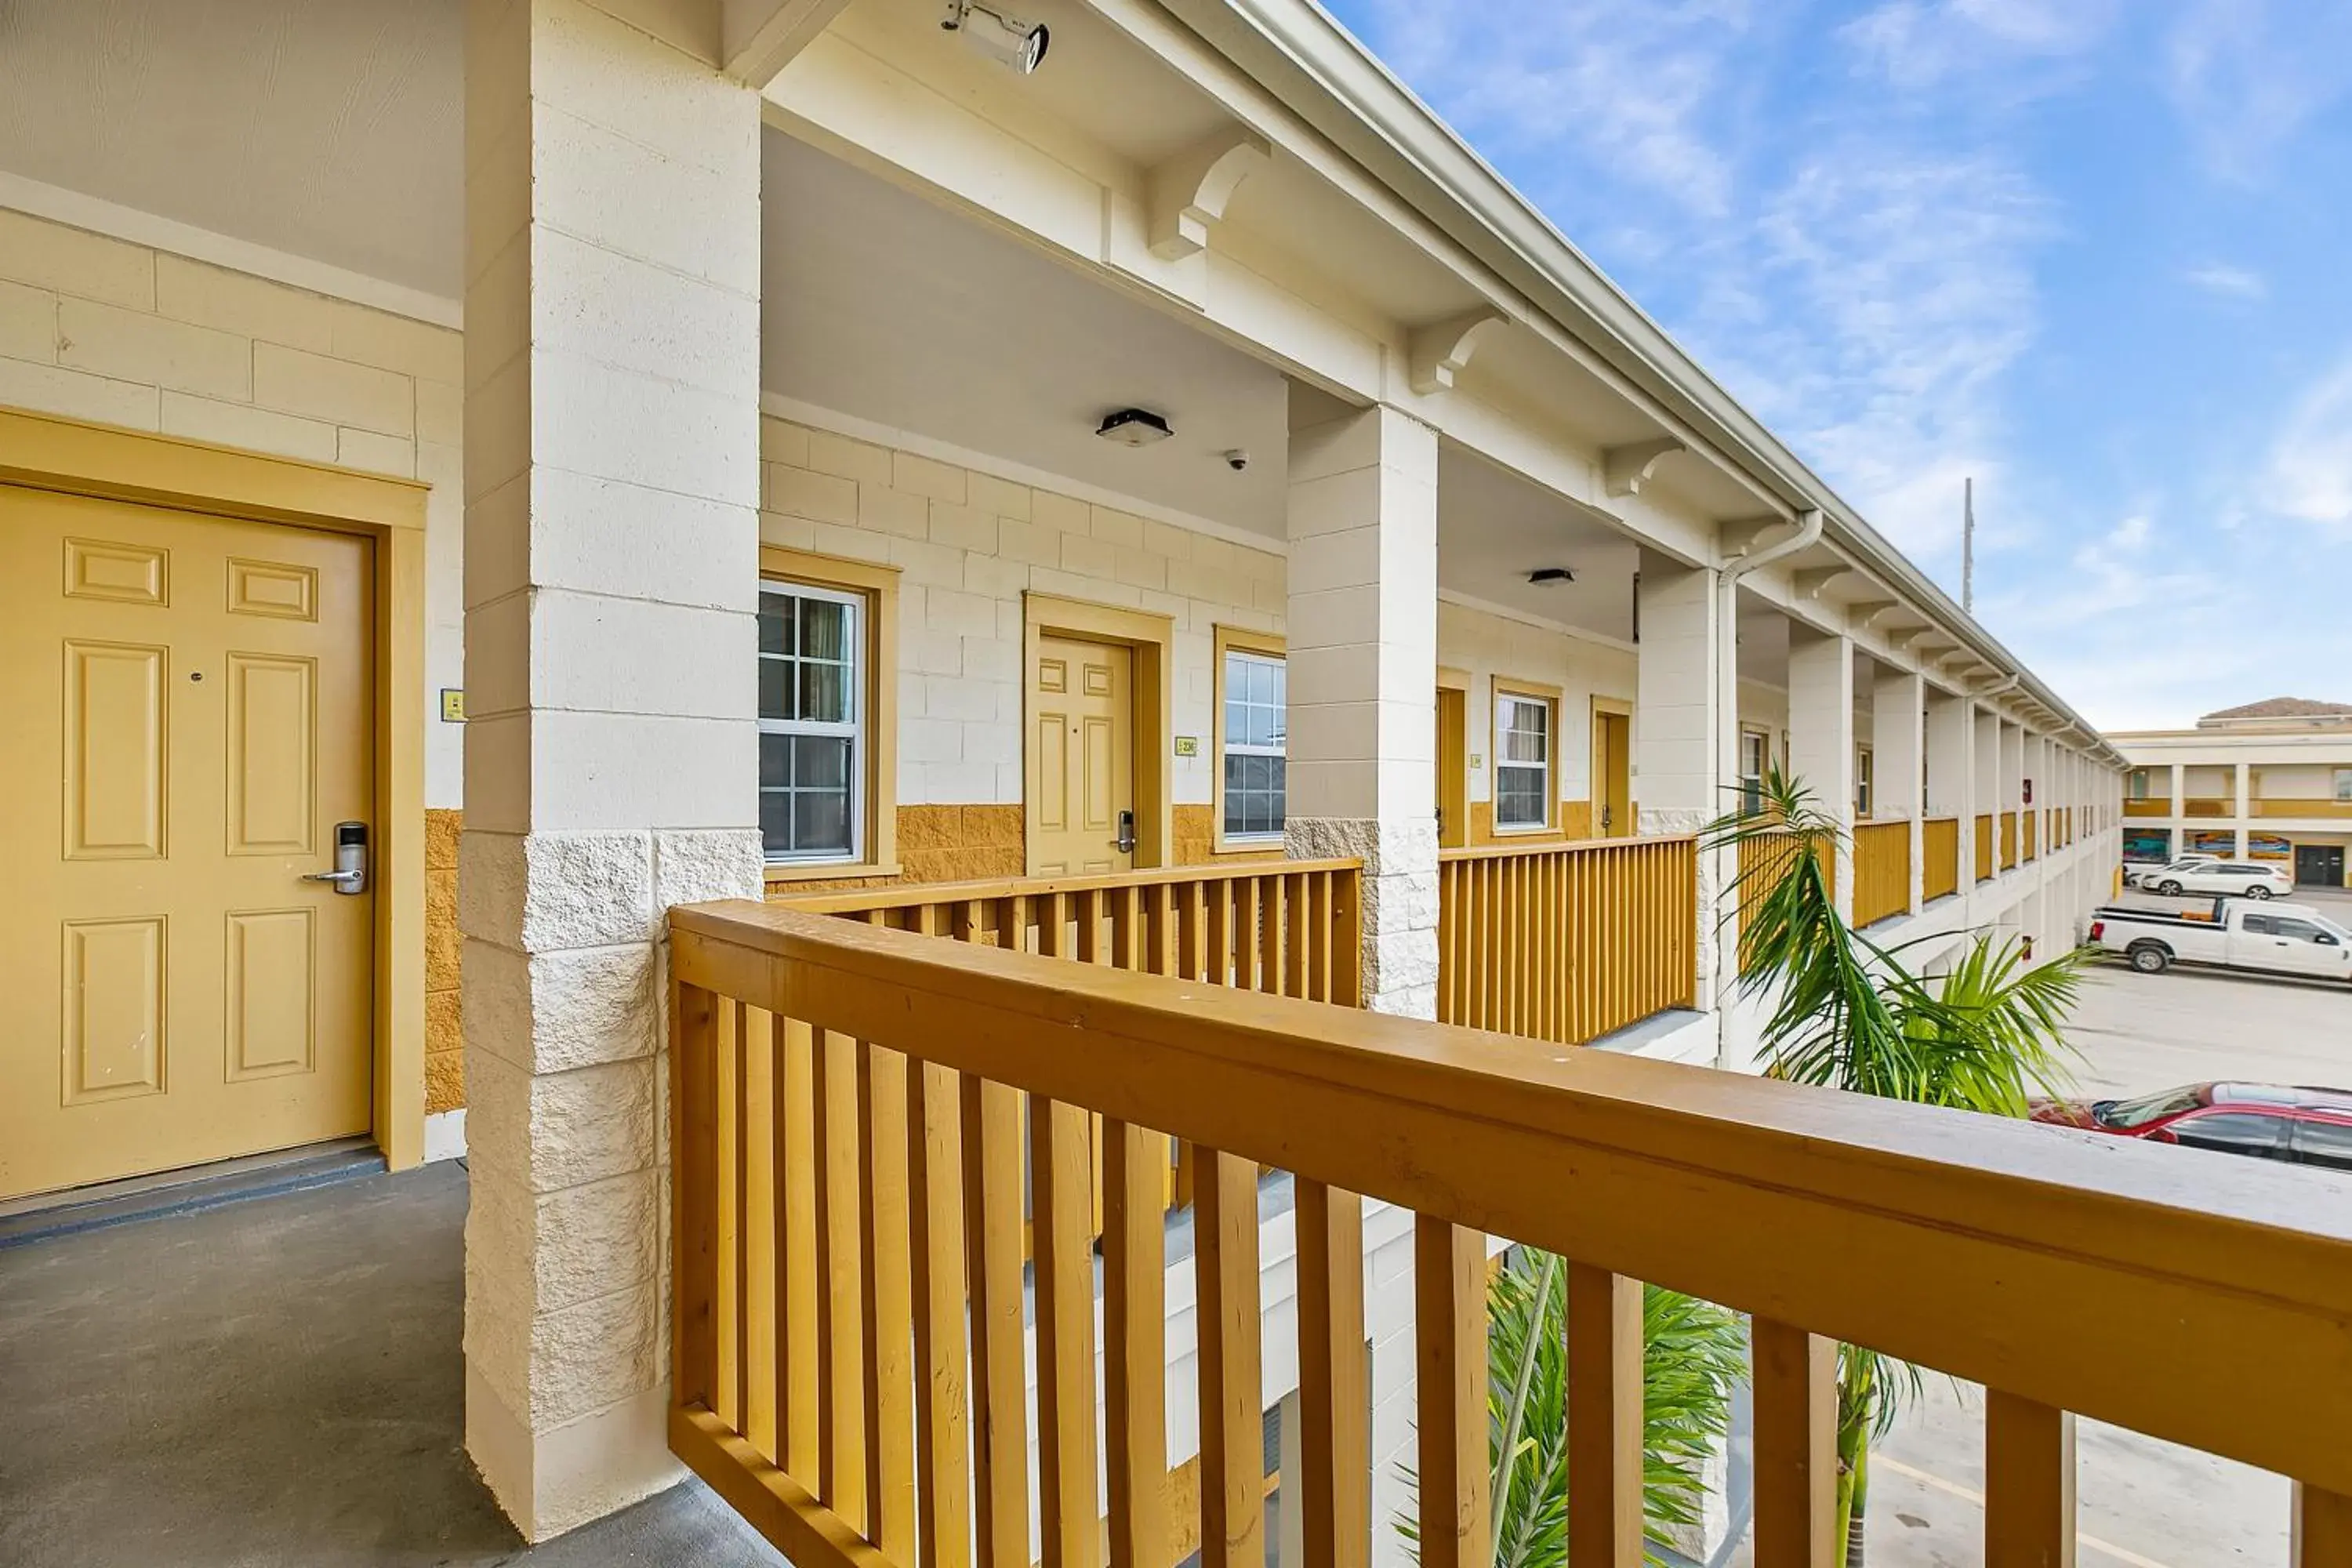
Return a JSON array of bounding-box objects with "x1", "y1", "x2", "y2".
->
[
  {"x1": 303, "y1": 822, "x2": 369, "y2": 895},
  {"x1": 1115, "y1": 809, "x2": 1136, "y2": 855}
]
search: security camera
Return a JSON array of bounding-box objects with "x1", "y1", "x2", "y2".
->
[
  {"x1": 941, "y1": 0, "x2": 1049, "y2": 74},
  {"x1": 1224, "y1": 449, "x2": 1250, "y2": 471}
]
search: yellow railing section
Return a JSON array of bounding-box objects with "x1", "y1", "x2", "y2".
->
[
  {"x1": 2256, "y1": 799, "x2": 2352, "y2": 818},
  {"x1": 2022, "y1": 811, "x2": 2038, "y2": 862},
  {"x1": 2123, "y1": 799, "x2": 2169, "y2": 818},
  {"x1": 2184, "y1": 797, "x2": 2231, "y2": 818},
  {"x1": 2001, "y1": 811, "x2": 2019, "y2": 870},
  {"x1": 1975, "y1": 814, "x2": 1995, "y2": 882},
  {"x1": 1437, "y1": 835, "x2": 1696, "y2": 1047},
  {"x1": 1922, "y1": 817, "x2": 1960, "y2": 902},
  {"x1": 1853, "y1": 820, "x2": 1911, "y2": 927},
  {"x1": 666, "y1": 902, "x2": 2352, "y2": 1568}
]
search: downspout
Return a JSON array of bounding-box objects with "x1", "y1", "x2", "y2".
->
[{"x1": 1711, "y1": 508, "x2": 1823, "y2": 1039}]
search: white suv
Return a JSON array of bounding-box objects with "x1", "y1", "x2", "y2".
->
[
  {"x1": 2128, "y1": 855, "x2": 2220, "y2": 889},
  {"x1": 2144, "y1": 861, "x2": 2296, "y2": 900}
]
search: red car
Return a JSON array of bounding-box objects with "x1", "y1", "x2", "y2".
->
[{"x1": 2031, "y1": 1082, "x2": 2352, "y2": 1170}]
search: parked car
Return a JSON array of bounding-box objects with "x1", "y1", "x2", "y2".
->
[
  {"x1": 2088, "y1": 899, "x2": 2352, "y2": 980},
  {"x1": 2031, "y1": 1082, "x2": 2352, "y2": 1170},
  {"x1": 2140, "y1": 860, "x2": 2293, "y2": 899},
  {"x1": 2125, "y1": 855, "x2": 2220, "y2": 890}
]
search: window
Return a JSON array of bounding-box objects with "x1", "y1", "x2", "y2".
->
[
  {"x1": 1856, "y1": 746, "x2": 1875, "y2": 818},
  {"x1": 2167, "y1": 1112, "x2": 2288, "y2": 1159},
  {"x1": 2128, "y1": 768, "x2": 2151, "y2": 800},
  {"x1": 1217, "y1": 633, "x2": 1287, "y2": 844},
  {"x1": 2336, "y1": 768, "x2": 2352, "y2": 802},
  {"x1": 2241, "y1": 913, "x2": 2279, "y2": 936},
  {"x1": 2293, "y1": 1120, "x2": 2352, "y2": 1173},
  {"x1": 1740, "y1": 729, "x2": 1770, "y2": 816},
  {"x1": 755, "y1": 548, "x2": 900, "y2": 879},
  {"x1": 2270, "y1": 918, "x2": 2328, "y2": 943},
  {"x1": 1494, "y1": 686, "x2": 1555, "y2": 831}
]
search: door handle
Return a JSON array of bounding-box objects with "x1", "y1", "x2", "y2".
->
[
  {"x1": 1116, "y1": 809, "x2": 1136, "y2": 855},
  {"x1": 303, "y1": 822, "x2": 369, "y2": 895},
  {"x1": 303, "y1": 868, "x2": 365, "y2": 892}
]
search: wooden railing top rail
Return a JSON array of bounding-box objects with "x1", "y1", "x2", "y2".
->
[
  {"x1": 671, "y1": 899, "x2": 2352, "y2": 1497},
  {"x1": 773, "y1": 857, "x2": 1364, "y2": 915},
  {"x1": 1437, "y1": 832, "x2": 1696, "y2": 864}
]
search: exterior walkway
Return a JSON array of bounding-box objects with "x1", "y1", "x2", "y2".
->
[{"x1": 0, "y1": 1163, "x2": 780, "y2": 1567}]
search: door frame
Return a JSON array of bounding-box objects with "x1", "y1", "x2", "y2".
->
[
  {"x1": 1436, "y1": 667, "x2": 1469, "y2": 850},
  {"x1": 1021, "y1": 592, "x2": 1172, "y2": 877},
  {"x1": 1591, "y1": 695, "x2": 1633, "y2": 839},
  {"x1": 0, "y1": 408, "x2": 430, "y2": 1170}
]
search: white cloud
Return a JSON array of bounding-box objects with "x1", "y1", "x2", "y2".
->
[
  {"x1": 2183, "y1": 263, "x2": 2267, "y2": 300},
  {"x1": 2266, "y1": 356, "x2": 2352, "y2": 526},
  {"x1": 2165, "y1": 0, "x2": 2352, "y2": 180},
  {"x1": 1841, "y1": 0, "x2": 2117, "y2": 89}
]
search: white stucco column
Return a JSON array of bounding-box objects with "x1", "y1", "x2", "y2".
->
[
  {"x1": 460, "y1": 0, "x2": 764, "y2": 1538},
  {"x1": 2170, "y1": 762, "x2": 2186, "y2": 822},
  {"x1": 1973, "y1": 705, "x2": 1998, "y2": 881},
  {"x1": 1283, "y1": 404, "x2": 1439, "y2": 1018},
  {"x1": 1874, "y1": 667, "x2": 1925, "y2": 911},
  {"x1": 1635, "y1": 555, "x2": 1723, "y2": 995},
  {"x1": 1787, "y1": 626, "x2": 1856, "y2": 917},
  {"x1": 2234, "y1": 762, "x2": 2252, "y2": 855}
]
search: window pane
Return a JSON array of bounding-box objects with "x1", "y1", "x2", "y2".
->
[
  {"x1": 1224, "y1": 755, "x2": 1248, "y2": 835},
  {"x1": 2296, "y1": 1121, "x2": 2352, "y2": 1171},
  {"x1": 800, "y1": 598, "x2": 848, "y2": 660},
  {"x1": 759, "y1": 593, "x2": 793, "y2": 655},
  {"x1": 759, "y1": 659, "x2": 793, "y2": 721},
  {"x1": 794, "y1": 735, "x2": 850, "y2": 791},
  {"x1": 794, "y1": 787, "x2": 851, "y2": 855},
  {"x1": 2172, "y1": 1113, "x2": 2284, "y2": 1156},
  {"x1": 801, "y1": 661, "x2": 848, "y2": 724},
  {"x1": 760, "y1": 790, "x2": 792, "y2": 857},
  {"x1": 760, "y1": 733, "x2": 789, "y2": 788}
]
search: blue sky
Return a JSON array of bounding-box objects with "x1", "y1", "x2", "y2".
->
[{"x1": 1323, "y1": 0, "x2": 2352, "y2": 730}]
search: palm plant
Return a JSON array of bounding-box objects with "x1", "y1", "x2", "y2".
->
[
  {"x1": 1400, "y1": 1250, "x2": 1746, "y2": 1567},
  {"x1": 1703, "y1": 767, "x2": 2085, "y2": 1563}
]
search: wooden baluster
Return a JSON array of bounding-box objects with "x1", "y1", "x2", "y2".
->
[
  {"x1": 1296, "y1": 1181, "x2": 1368, "y2": 1568},
  {"x1": 1033, "y1": 1095, "x2": 1099, "y2": 1568},
  {"x1": 1104, "y1": 1119, "x2": 1170, "y2": 1568},
  {"x1": 1109, "y1": 884, "x2": 1140, "y2": 971},
  {"x1": 1985, "y1": 1389, "x2": 2074, "y2": 1568},
  {"x1": 1565, "y1": 1263, "x2": 1643, "y2": 1568},
  {"x1": 1206, "y1": 876, "x2": 1233, "y2": 985},
  {"x1": 1284, "y1": 871, "x2": 1309, "y2": 999},
  {"x1": 1146, "y1": 884, "x2": 1175, "y2": 975},
  {"x1": 963, "y1": 1076, "x2": 1029, "y2": 1568},
  {"x1": 1234, "y1": 874, "x2": 1260, "y2": 991},
  {"x1": 1196, "y1": 1149, "x2": 1263, "y2": 1568},
  {"x1": 811, "y1": 1029, "x2": 869, "y2": 1528},
  {"x1": 671, "y1": 978, "x2": 720, "y2": 1414},
  {"x1": 775, "y1": 1016, "x2": 818, "y2": 1480},
  {"x1": 1752, "y1": 1318, "x2": 1837, "y2": 1568},
  {"x1": 1257, "y1": 874, "x2": 1283, "y2": 996},
  {"x1": 731, "y1": 1000, "x2": 753, "y2": 1436},
  {"x1": 1036, "y1": 891, "x2": 1066, "y2": 959},
  {"x1": 1308, "y1": 871, "x2": 1334, "y2": 1002},
  {"x1": 1074, "y1": 887, "x2": 1102, "y2": 965},
  {"x1": 1178, "y1": 881, "x2": 1206, "y2": 980},
  {"x1": 858, "y1": 1042, "x2": 916, "y2": 1556},
  {"x1": 1415, "y1": 1218, "x2": 1488, "y2": 1568},
  {"x1": 2296, "y1": 1483, "x2": 2352, "y2": 1567},
  {"x1": 1332, "y1": 870, "x2": 1363, "y2": 1009},
  {"x1": 907, "y1": 1055, "x2": 971, "y2": 1568}
]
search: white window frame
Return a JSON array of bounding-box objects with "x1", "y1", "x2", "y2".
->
[
  {"x1": 1740, "y1": 728, "x2": 1771, "y2": 815},
  {"x1": 759, "y1": 578, "x2": 866, "y2": 866},
  {"x1": 1218, "y1": 645, "x2": 1287, "y2": 845},
  {"x1": 1493, "y1": 688, "x2": 1554, "y2": 833},
  {"x1": 1856, "y1": 744, "x2": 1875, "y2": 818},
  {"x1": 2335, "y1": 768, "x2": 2352, "y2": 802}
]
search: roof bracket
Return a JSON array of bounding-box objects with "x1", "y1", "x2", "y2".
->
[
  {"x1": 1792, "y1": 565, "x2": 1849, "y2": 601},
  {"x1": 1406, "y1": 307, "x2": 1509, "y2": 394},
  {"x1": 1849, "y1": 599, "x2": 1900, "y2": 629},
  {"x1": 1148, "y1": 126, "x2": 1273, "y2": 261},
  {"x1": 1602, "y1": 437, "x2": 1686, "y2": 498}
]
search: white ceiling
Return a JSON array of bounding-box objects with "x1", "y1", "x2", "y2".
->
[
  {"x1": 1435, "y1": 444, "x2": 1639, "y2": 641},
  {"x1": 0, "y1": 0, "x2": 463, "y2": 297}
]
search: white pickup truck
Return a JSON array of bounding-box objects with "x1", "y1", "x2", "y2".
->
[{"x1": 2089, "y1": 900, "x2": 2352, "y2": 982}]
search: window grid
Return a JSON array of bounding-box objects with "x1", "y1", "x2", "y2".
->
[
  {"x1": 1221, "y1": 648, "x2": 1287, "y2": 841},
  {"x1": 1494, "y1": 691, "x2": 1552, "y2": 831},
  {"x1": 759, "y1": 580, "x2": 863, "y2": 863}
]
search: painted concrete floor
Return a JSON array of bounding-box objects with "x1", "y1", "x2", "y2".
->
[{"x1": 0, "y1": 1160, "x2": 784, "y2": 1567}]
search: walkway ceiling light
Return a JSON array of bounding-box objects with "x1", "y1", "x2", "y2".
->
[
  {"x1": 1095, "y1": 408, "x2": 1174, "y2": 446},
  {"x1": 941, "y1": 1, "x2": 1050, "y2": 74},
  {"x1": 1527, "y1": 567, "x2": 1575, "y2": 586}
]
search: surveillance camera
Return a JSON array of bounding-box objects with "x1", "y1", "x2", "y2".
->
[
  {"x1": 941, "y1": 0, "x2": 1049, "y2": 74},
  {"x1": 1224, "y1": 449, "x2": 1250, "y2": 471}
]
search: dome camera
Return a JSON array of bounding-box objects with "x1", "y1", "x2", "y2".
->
[{"x1": 1224, "y1": 449, "x2": 1250, "y2": 471}]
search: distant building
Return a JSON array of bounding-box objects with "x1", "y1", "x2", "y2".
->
[{"x1": 2110, "y1": 699, "x2": 2352, "y2": 886}]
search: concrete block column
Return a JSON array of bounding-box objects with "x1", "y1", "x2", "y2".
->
[
  {"x1": 1787, "y1": 626, "x2": 1856, "y2": 917},
  {"x1": 1635, "y1": 555, "x2": 1724, "y2": 994},
  {"x1": 1873, "y1": 668, "x2": 1926, "y2": 910},
  {"x1": 460, "y1": 0, "x2": 764, "y2": 1539},
  {"x1": 1282, "y1": 404, "x2": 1439, "y2": 1018}
]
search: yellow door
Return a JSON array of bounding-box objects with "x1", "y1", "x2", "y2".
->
[
  {"x1": 1028, "y1": 634, "x2": 1134, "y2": 876},
  {"x1": 1594, "y1": 707, "x2": 1632, "y2": 837},
  {"x1": 1436, "y1": 686, "x2": 1467, "y2": 848},
  {"x1": 0, "y1": 485, "x2": 375, "y2": 1200}
]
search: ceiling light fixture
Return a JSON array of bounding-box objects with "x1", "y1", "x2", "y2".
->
[
  {"x1": 1095, "y1": 408, "x2": 1174, "y2": 447},
  {"x1": 1527, "y1": 567, "x2": 1576, "y2": 586},
  {"x1": 941, "y1": 0, "x2": 1050, "y2": 74}
]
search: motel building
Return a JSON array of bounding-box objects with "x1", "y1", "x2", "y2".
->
[
  {"x1": 2114, "y1": 699, "x2": 2352, "y2": 890},
  {"x1": 2, "y1": 2, "x2": 2346, "y2": 1563}
]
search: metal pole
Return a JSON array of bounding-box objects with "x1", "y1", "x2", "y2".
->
[{"x1": 1962, "y1": 475, "x2": 1975, "y2": 615}]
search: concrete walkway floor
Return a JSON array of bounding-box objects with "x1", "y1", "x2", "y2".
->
[{"x1": 0, "y1": 1161, "x2": 785, "y2": 1567}]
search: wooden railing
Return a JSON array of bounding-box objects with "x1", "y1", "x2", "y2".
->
[
  {"x1": 2256, "y1": 799, "x2": 2352, "y2": 819},
  {"x1": 1922, "y1": 817, "x2": 1959, "y2": 902},
  {"x1": 2000, "y1": 811, "x2": 2019, "y2": 870},
  {"x1": 2184, "y1": 796, "x2": 2231, "y2": 818},
  {"x1": 2123, "y1": 799, "x2": 2169, "y2": 818},
  {"x1": 666, "y1": 902, "x2": 2352, "y2": 1568},
  {"x1": 1436, "y1": 835, "x2": 1696, "y2": 1047},
  {"x1": 2022, "y1": 811, "x2": 2038, "y2": 862},
  {"x1": 1852, "y1": 820, "x2": 1911, "y2": 927},
  {"x1": 1974, "y1": 814, "x2": 1994, "y2": 882}
]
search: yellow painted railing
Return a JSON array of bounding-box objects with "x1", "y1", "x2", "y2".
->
[
  {"x1": 1437, "y1": 835, "x2": 1696, "y2": 1047},
  {"x1": 1975, "y1": 814, "x2": 1994, "y2": 882},
  {"x1": 1923, "y1": 817, "x2": 1960, "y2": 902},
  {"x1": 2001, "y1": 811, "x2": 2019, "y2": 870},
  {"x1": 1853, "y1": 820, "x2": 1911, "y2": 927},
  {"x1": 2256, "y1": 799, "x2": 2352, "y2": 819},
  {"x1": 2123, "y1": 799, "x2": 2169, "y2": 818},
  {"x1": 667, "y1": 902, "x2": 2352, "y2": 1568},
  {"x1": 2022, "y1": 811, "x2": 2038, "y2": 862},
  {"x1": 2184, "y1": 797, "x2": 2231, "y2": 818}
]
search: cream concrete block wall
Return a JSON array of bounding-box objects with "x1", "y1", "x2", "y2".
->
[
  {"x1": 1436, "y1": 598, "x2": 1635, "y2": 811},
  {"x1": 756, "y1": 412, "x2": 1285, "y2": 808},
  {"x1": 0, "y1": 205, "x2": 468, "y2": 811}
]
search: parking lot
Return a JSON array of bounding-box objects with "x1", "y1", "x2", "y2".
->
[{"x1": 1855, "y1": 939, "x2": 2348, "y2": 1566}]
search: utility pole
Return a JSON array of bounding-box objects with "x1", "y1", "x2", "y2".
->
[{"x1": 1962, "y1": 475, "x2": 1975, "y2": 615}]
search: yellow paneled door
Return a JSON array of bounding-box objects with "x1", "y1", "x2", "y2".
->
[
  {"x1": 0, "y1": 485, "x2": 375, "y2": 1200},
  {"x1": 1593, "y1": 706, "x2": 1632, "y2": 837},
  {"x1": 1027, "y1": 634, "x2": 1134, "y2": 876}
]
